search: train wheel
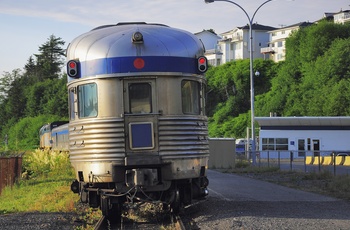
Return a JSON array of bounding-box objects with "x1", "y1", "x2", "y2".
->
[
  {"x1": 170, "y1": 189, "x2": 182, "y2": 214},
  {"x1": 101, "y1": 195, "x2": 122, "y2": 224}
]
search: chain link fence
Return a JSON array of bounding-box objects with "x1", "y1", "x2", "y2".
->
[{"x1": 243, "y1": 150, "x2": 350, "y2": 175}]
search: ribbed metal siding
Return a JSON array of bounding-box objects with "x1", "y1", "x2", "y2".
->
[
  {"x1": 158, "y1": 116, "x2": 209, "y2": 157},
  {"x1": 69, "y1": 119, "x2": 125, "y2": 162}
]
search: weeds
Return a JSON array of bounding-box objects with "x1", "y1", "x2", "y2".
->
[
  {"x1": 74, "y1": 206, "x2": 102, "y2": 230},
  {"x1": 0, "y1": 149, "x2": 77, "y2": 214}
]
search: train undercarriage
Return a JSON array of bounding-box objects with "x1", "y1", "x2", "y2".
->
[{"x1": 71, "y1": 165, "x2": 209, "y2": 222}]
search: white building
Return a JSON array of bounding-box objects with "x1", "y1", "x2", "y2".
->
[
  {"x1": 323, "y1": 10, "x2": 350, "y2": 24},
  {"x1": 260, "y1": 22, "x2": 313, "y2": 62},
  {"x1": 217, "y1": 24, "x2": 276, "y2": 65},
  {"x1": 255, "y1": 117, "x2": 350, "y2": 159},
  {"x1": 195, "y1": 30, "x2": 222, "y2": 67}
]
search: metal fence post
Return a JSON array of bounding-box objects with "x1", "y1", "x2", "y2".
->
[{"x1": 332, "y1": 152, "x2": 336, "y2": 176}]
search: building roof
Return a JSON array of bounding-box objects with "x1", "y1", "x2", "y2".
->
[
  {"x1": 267, "y1": 22, "x2": 313, "y2": 33},
  {"x1": 283, "y1": 21, "x2": 313, "y2": 29},
  {"x1": 255, "y1": 117, "x2": 350, "y2": 127},
  {"x1": 194, "y1": 29, "x2": 219, "y2": 36},
  {"x1": 238, "y1": 23, "x2": 276, "y2": 31},
  {"x1": 221, "y1": 23, "x2": 276, "y2": 35}
]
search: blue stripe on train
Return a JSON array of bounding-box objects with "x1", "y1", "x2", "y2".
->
[
  {"x1": 52, "y1": 130, "x2": 69, "y2": 135},
  {"x1": 77, "y1": 56, "x2": 199, "y2": 78}
]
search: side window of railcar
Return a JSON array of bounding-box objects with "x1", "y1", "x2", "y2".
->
[
  {"x1": 78, "y1": 83, "x2": 98, "y2": 118},
  {"x1": 129, "y1": 83, "x2": 152, "y2": 114},
  {"x1": 181, "y1": 80, "x2": 200, "y2": 114},
  {"x1": 69, "y1": 89, "x2": 75, "y2": 120}
]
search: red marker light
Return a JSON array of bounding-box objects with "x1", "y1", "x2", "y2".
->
[
  {"x1": 67, "y1": 60, "x2": 79, "y2": 77},
  {"x1": 197, "y1": 56, "x2": 207, "y2": 73},
  {"x1": 69, "y1": 61, "x2": 76, "y2": 68},
  {"x1": 134, "y1": 58, "x2": 145, "y2": 69}
]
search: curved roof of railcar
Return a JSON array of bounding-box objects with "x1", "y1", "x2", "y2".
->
[{"x1": 66, "y1": 22, "x2": 205, "y2": 78}]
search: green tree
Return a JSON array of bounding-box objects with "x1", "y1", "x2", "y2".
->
[
  {"x1": 256, "y1": 21, "x2": 350, "y2": 117},
  {"x1": 34, "y1": 34, "x2": 66, "y2": 81},
  {"x1": 25, "y1": 78, "x2": 68, "y2": 118},
  {"x1": 206, "y1": 59, "x2": 276, "y2": 137},
  {"x1": 6, "y1": 115, "x2": 65, "y2": 150},
  {"x1": 0, "y1": 34, "x2": 68, "y2": 149}
]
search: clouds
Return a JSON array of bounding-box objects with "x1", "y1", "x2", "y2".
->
[
  {"x1": 0, "y1": 0, "x2": 349, "y2": 73},
  {"x1": 1, "y1": 0, "x2": 349, "y2": 33}
]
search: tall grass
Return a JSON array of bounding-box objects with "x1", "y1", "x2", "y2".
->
[{"x1": 0, "y1": 149, "x2": 77, "y2": 214}]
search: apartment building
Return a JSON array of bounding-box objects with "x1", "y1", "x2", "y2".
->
[
  {"x1": 327, "y1": 9, "x2": 350, "y2": 24},
  {"x1": 199, "y1": 9, "x2": 348, "y2": 65},
  {"x1": 260, "y1": 22, "x2": 313, "y2": 62},
  {"x1": 195, "y1": 30, "x2": 222, "y2": 67},
  {"x1": 219, "y1": 24, "x2": 275, "y2": 65},
  {"x1": 200, "y1": 24, "x2": 275, "y2": 66}
]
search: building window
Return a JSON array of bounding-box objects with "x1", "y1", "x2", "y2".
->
[
  {"x1": 262, "y1": 138, "x2": 288, "y2": 151},
  {"x1": 78, "y1": 83, "x2": 98, "y2": 118},
  {"x1": 276, "y1": 138, "x2": 288, "y2": 150}
]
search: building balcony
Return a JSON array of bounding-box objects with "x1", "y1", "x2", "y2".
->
[
  {"x1": 261, "y1": 47, "x2": 275, "y2": 54},
  {"x1": 231, "y1": 35, "x2": 243, "y2": 42}
]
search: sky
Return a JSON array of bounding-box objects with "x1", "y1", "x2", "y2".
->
[{"x1": 0, "y1": 0, "x2": 349, "y2": 74}]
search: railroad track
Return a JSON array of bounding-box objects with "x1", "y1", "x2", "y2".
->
[{"x1": 94, "y1": 211, "x2": 185, "y2": 230}]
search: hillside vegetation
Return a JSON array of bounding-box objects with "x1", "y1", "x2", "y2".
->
[{"x1": 207, "y1": 21, "x2": 350, "y2": 137}]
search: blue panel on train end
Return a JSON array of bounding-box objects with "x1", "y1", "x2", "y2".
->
[
  {"x1": 79, "y1": 56, "x2": 198, "y2": 77},
  {"x1": 129, "y1": 122, "x2": 154, "y2": 150}
]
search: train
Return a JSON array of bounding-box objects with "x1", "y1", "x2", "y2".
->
[
  {"x1": 39, "y1": 121, "x2": 69, "y2": 150},
  {"x1": 41, "y1": 22, "x2": 210, "y2": 222}
]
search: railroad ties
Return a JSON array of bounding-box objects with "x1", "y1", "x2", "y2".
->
[{"x1": 93, "y1": 206, "x2": 185, "y2": 230}]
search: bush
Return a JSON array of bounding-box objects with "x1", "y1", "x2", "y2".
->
[
  {"x1": 4, "y1": 115, "x2": 67, "y2": 150},
  {"x1": 0, "y1": 149, "x2": 76, "y2": 214},
  {"x1": 23, "y1": 149, "x2": 74, "y2": 179}
]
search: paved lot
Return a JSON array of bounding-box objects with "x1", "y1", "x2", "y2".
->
[
  {"x1": 207, "y1": 169, "x2": 338, "y2": 202},
  {"x1": 183, "y1": 170, "x2": 350, "y2": 230}
]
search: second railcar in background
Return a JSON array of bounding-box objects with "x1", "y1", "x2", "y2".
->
[
  {"x1": 39, "y1": 121, "x2": 68, "y2": 150},
  {"x1": 66, "y1": 22, "x2": 210, "y2": 221}
]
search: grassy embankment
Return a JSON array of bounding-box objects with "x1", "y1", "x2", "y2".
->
[{"x1": 0, "y1": 149, "x2": 78, "y2": 214}]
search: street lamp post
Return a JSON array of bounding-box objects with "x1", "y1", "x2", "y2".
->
[{"x1": 205, "y1": 0, "x2": 273, "y2": 165}]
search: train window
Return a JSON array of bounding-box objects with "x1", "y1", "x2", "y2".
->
[
  {"x1": 129, "y1": 83, "x2": 152, "y2": 114},
  {"x1": 181, "y1": 80, "x2": 200, "y2": 114},
  {"x1": 78, "y1": 83, "x2": 98, "y2": 118}
]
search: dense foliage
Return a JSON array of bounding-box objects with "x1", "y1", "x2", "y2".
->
[
  {"x1": 1, "y1": 21, "x2": 350, "y2": 149},
  {"x1": 0, "y1": 35, "x2": 68, "y2": 150},
  {"x1": 207, "y1": 21, "x2": 350, "y2": 138}
]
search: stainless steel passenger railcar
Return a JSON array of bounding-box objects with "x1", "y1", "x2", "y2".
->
[
  {"x1": 39, "y1": 121, "x2": 68, "y2": 150},
  {"x1": 67, "y1": 22, "x2": 209, "y2": 221}
]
